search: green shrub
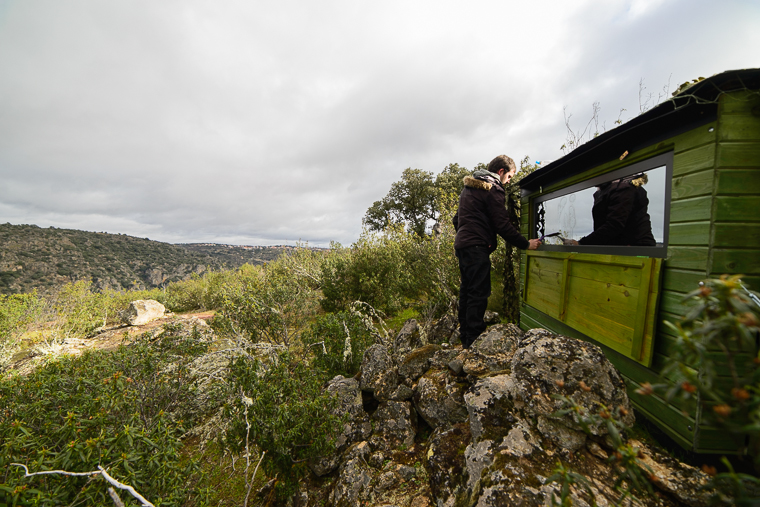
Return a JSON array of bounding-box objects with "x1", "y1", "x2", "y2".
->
[
  {"x1": 163, "y1": 269, "x2": 237, "y2": 312},
  {"x1": 0, "y1": 324, "x2": 212, "y2": 506},
  {"x1": 213, "y1": 260, "x2": 319, "y2": 349},
  {"x1": 320, "y1": 230, "x2": 414, "y2": 315},
  {"x1": 223, "y1": 352, "x2": 341, "y2": 498},
  {"x1": 304, "y1": 311, "x2": 374, "y2": 377}
]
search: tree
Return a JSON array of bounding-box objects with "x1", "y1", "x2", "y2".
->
[{"x1": 363, "y1": 164, "x2": 473, "y2": 237}]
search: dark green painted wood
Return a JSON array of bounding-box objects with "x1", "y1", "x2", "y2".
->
[
  {"x1": 715, "y1": 196, "x2": 760, "y2": 222},
  {"x1": 719, "y1": 91, "x2": 760, "y2": 115},
  {"x1": 669, "y1": 223, "x2": 710, "y2": 246},
  {"x1": 711, "y1": 249, "x2": 760, "y2": 275},
  {"x1": 718, "y1": 115, "x2": 760, "y2": 141},
  {"x1": 666, "y1": 247, "x2": 710, "y2": 270},
  {"x1": 716, "y1": 169, "x2": 760, "y2": 194},
  {"x1": 672, "y1": 122, "x2": 717, "y2": 153},
  {"x1": 659, "y1": 289, "x2": 698, "y2": 315},
  {"x1": 714, "y1": 224, "x2": 760, "y2": 248},
  {"x1": 671, "y1": 170, "x2": 715, "y2": 199},
  {"x1": 670, "y1": 197, "x2": 712, "y2": 222},
  {"x1": 717, "y1": 143, "x2": 760, "y2": 168},
  {"x1": 673, "y1": 144, "x2": 716, "y2": 176},
  {"x1": 662, "y1": 269, "x2": 707, "y2": 293}
]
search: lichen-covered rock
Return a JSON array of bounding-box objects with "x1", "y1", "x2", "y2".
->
[
  {"x1": 425, "y1": 424, "x2": 471, "y2": 507},
  {"x1": 497, "y1": 420, "x2": 541, "y2": 458},
  {"x1": 413, "y1": 369, "x2": 469, "y2": 430},
  {"x1": 428, "y1": 348, "x2": 460, "y2": 371},
  {"x1": 464, "y1": 439, "x2": 496, "y2": 493},
  {"x1": 462, "y1": 324, "x2": 522, "y2": 377},
  {"x1": 536, "y1": 415, "x2": 587, "y2": 451},
  {"x1": 361, "y1": 344, "x2": 395, "y2": 393},
  {"x1": 399, "y1": 344, "x2": 441, "y2": 383},
  {"x1": 509, "y1": 333, "x2": 635, "y2": 437},
  {"x1": 483, "y1": 310, "x2": 501, "y2": 325},
  {"x1": 464, "y1": 375, "x2": 518, "y2": 443},
  {"x1": 331, "y1": 441, "x2": 374, "y2": 507},
  {"x1": 369, "y1": 401, "x2": 417, "y2": 452},
  {"x1": 124, "y1": 299, "x2": 165, "y2": 325},
  {"x1": 394, "y1": 319, "x2": 424, "y2": 356},
  {"x1": 309, "y1": 376, "x2": 371, "y2": 476},
  {"x1": 428, "y1": 314, "x2": 457, "y2": 345},
  {"x1": 373, "y1": 366, "x2": 401, "y2": 402}
]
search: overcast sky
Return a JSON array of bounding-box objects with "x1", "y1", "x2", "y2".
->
[{"x1": 1, "y1": 0, "x2": 758, "y2": 247}]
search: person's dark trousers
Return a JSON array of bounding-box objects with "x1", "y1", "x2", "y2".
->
[{"x1": 456, "y1": 246, "x2": 491, "y2": 349}]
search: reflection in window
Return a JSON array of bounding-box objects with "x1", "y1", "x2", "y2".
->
[{"x1": 535, "y1": 166, "x2": 667, "y2": 247}]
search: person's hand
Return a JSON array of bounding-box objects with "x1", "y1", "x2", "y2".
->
[
  {"x1": 528, "y1": 239, "x2": 541, "y2": 250},
  {"x1": 563, "y1": 238, "x2": 579, "y2": 246}
]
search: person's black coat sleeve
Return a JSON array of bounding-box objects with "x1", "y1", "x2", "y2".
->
[
  {"x1": 487, "y1": 187, "x2": 530, "y2": 249},
  {"x1": 453, "y1": 210, "x2": 459, "y2": 232}
]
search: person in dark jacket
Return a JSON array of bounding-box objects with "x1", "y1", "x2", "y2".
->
[
  {"x1": 573, "y1": 174, "x2": 656, "y2": 247},
  {"x1": 453, "y1": 155, "x2": 541, "y2": 349}
]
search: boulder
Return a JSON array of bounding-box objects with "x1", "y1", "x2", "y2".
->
[
  {"x1": 310, "y1": 376, "x2": 372, "y2": 476},
  {"x1": 373, "y1": 366, "x2": 402, "y2": 402},
  {"x1": 483, "y1": 310, "x2": 501, "y2": 325},
  {"x1": 394, "y1": 319, "x2": 424, "y2": 357},
  {"x1": 427, "y1": 314, "x2": 457, "y2": 345},
  {"x1": 330, "y1": 441, "x2": 374, "y2": 507},
  {"x1": 428, "y1": 348, "x2": 461, "y2": 371},
  {"x1": 398, "y1": 344, "x2": 441, "y2": 383},
  {"x1": 125, "y1": 300, "x2": 165, "y2": 325},
  {"x1": 413, "y1": 369, "x2": 469, "y2": 430},
  {"x1": 369, "y1": 401, "x2": 417, "y2": 453},
  {"x1": 508, "y1": 333, "x2": 635, "y2": 438},
  {"x1": 360, "y1": 345, "x2": 395, "y2": 393},
  {"x1": 462, "y1": 324, "x2": 522, "y2": 377},
  {"x1": 463, "y1": 375, "x2": 519, "y2": 443},
  {"x1": 424, "y1": 424, "x2": 471, "y2": 507}
]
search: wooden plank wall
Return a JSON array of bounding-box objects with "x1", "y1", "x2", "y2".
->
[{"x1": 520, "y1": 90, "x2": 760, "y2": 452}]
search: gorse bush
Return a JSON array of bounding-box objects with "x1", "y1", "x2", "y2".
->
[
  {"x1": 0, "y1": 324, "x2": 212, "y2": 506},
  {"x1": 223, "y1": 352, "x2": 342, "y2": 499}
]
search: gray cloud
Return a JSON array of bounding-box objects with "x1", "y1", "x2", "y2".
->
[{"x1": 0, "y1": 0, "x2": 757, "y2": 246}]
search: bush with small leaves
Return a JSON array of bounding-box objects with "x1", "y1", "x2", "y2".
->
[
  {"x1": 303, "y1": 311, "x2": 374, "y2": 378},
  {"x1": 223, "y1": 352, "x2": 342, "y2": 499},
  {"x1": 0, "y1": 324, "x2": 212, "y2": 506}
]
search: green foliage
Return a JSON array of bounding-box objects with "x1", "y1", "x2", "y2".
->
[
  {"x1": 363, "y1": 164, "x2": 472, "y2": 237},
  {"x1": 0, "y1": 292, "x2": 43, "y2": 367},
  {"x1": 0, "y1": 324, "x2": 212, "y2": 506},
  {"x1": 163, "y1": 269, "x2": 238, "y2": 312},
  {"x1": 224, "y1": 353, "x2": 341, "y2": 498},
  {"x1": 320, "y1": 230, "x2": 414, "y2": 315},
  {"x1": 304, "y1": 311, "x2": 374, "y2": 378},
  {"x1": 52, "y1": 281, "x2": 163, "y2": 338},
  {"x1": 213, "y1": 257, "x2": 320, "y2": 348},
  {"x1": 655, "y1": 275, "x2": 760, "y2": 502}
]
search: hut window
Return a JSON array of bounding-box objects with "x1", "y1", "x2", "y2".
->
[{"x1": 533, "y1": 152, "x2": 672, "y2": 258}]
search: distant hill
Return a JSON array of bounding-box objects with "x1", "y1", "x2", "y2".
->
[{"x1": 0, "y1": 223, "x2": 302, "y2": 294}]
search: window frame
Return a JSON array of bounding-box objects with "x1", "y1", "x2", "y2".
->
[{"x1": 531, "y1": 151, "x2": 673, "y2": 258}]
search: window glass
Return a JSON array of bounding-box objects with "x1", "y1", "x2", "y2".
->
[{"x1": 533, "y1": 153, "x2": 671, "y2": 256}]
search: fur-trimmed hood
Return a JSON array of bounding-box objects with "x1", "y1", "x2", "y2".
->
[{"x1": 463, "y1": 170, "x2": 503, "y2": 192}]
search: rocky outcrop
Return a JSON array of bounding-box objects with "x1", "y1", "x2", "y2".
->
[
  {"x1": 310, "y1": 376, "x2": 372, "y2": 476},
  {"x1": 296, "y1": 319, "x2": 710, "y2": 507},
  {"x1": 124, "y1": 299, "x2": 166, "y2": 325}
]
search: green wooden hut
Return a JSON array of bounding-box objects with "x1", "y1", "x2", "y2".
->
[{"x1": 517, "y1": 68, "x2": 760, "y2": 453}]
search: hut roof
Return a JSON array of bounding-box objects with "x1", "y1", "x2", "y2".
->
[{"x1": 519, "y1": 68, "x2": 760, "y2": 193}]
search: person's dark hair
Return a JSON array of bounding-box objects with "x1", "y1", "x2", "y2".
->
[{"x1": 487, "y1": 155, "x2": 516, "y2": 174}]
